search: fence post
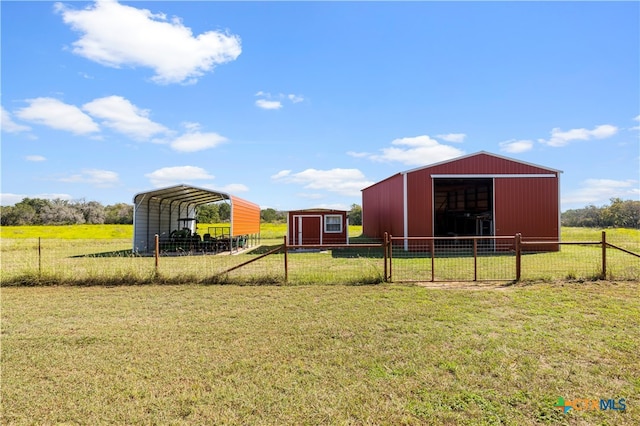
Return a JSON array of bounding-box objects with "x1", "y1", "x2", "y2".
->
[
  {"x1": 38, "y1": 237, "x2": 42, "y2": 277},
  {"x1": 155, "y1": 234, "x2": 159, "y2": 273},
  {"x1": 430, "y1": 239, "x2": 435, "y2": 282},
  {"x1": 473, "y1": 238, "x2": 478, "y2": 282},
  {"x1": 388, "y1": 234, "x2": 393, "y2": 283},
  {"x1": 283, "y1": 235, "x2": 288, "y2": 283},
  {"x1": 601, "y1": 230, "x2": 607, "y2": 279},
  {"x1": 383, "y1": 232, "x2": 388, "y2": 282},
  {"x1": 515, "y1": 233, "x2": 521, "y2": 282}
]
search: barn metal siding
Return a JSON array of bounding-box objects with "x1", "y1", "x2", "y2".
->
[
  {"x1": 406, "y1": 170, "x2": 432, "y2": 236},
  {"x1": 230, "y1": 196, "x2": 261, "y2": 236},
  {"x1": 494, "y1": 177, "x2": 559, "y2": 239},
  {"x1": 362, "y1": 174, "x2": 405, "y2": 239}
]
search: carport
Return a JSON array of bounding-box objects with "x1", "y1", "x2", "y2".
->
[{"x1": 132, "y1": 184, "x2": 261, "y2": 254}]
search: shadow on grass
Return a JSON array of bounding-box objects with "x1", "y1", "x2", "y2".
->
[{"x1": 71, "y1": 249, "x2": 139, "y2": 258}]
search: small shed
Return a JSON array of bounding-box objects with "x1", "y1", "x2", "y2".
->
[
  {"x1": 287, "y1": 209, "x2": 349, "y2": 246},
  {"x1": 132, "y1": 184, "x2": 261, "y2": 254},
  {"x1": 361, "y1": 151, "x2": 562, "y2": 249}
]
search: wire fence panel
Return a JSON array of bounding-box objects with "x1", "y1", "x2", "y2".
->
[
  {"x1": 520, "y1": 244, "x2": 602, "y2": 281},
  {"x1": 285, "y1": 246, "x2": 386, "y2": 285},
  {"x1": 1, "y1": 232, "x2": 638, "y2": 285},
  {"x1": 389, "y1": 237, "x2": 517, "y2": 282},
  {"x1": 606, "y1": 246, "x2": 640, "y2": 281}
]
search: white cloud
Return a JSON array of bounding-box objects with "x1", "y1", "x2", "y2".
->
[
  {"x1": 499, "y1": 139, "x2": 533, "y2": 154},
  {"x1": 55, "y1": 0, "x2": 241, "y2": 85},
  {"x1": 271, "y1": 170, "x2": 291, "y2": 179},
  {"x1": 436, "y1": 133, "x2": 466, "y2": 143},
  {"x1": 203, "y1": 183, "x2": 249, "y2": 193},
  {"x1": 58, "y1": 169, "x2": 120, "y2": 187},
  {"x1": 1, "y1": 107, "x2": 31, "y2": 133},
  {"x1": 630, "y1": 115, "x2": 640, "y2": 131},
  {"x1": 0, "y1": 193, "x2": 73, "y2": 206},
  {"x1": 145, "y1": 166, "x2": 214, "y2": 187},
  {"x1": 83, "y1": 95, "x2": 169, "y2": 140},
  {"x1": 170, "y1": 131, "x2": 227, "y2": 152},
  {"x1": 562, "y1": 178, "x2": 639, "y2": 206},
  {"x1": 181, "y1": 121, "x2": 201, "y2": 132},
  {"x1": 366, "y1": 135, "x2": 465, "y2": 166},
  {"x1": 16, "y1": 97, "x2": 99, "y2": 135},
  {"x1": 255, "y1": 91, "x2": 304, "y2": 109},
  {"x1": 25, "y1": 155, "x2": 46, "y2": 162},
  {"x1": 272, "y1": 168, "x2": 374, "y2": 197},
  {"x1": 287, "y1": 94, "x2": 304, "y2": 103},
  {"x1": 346, "y1": 151, "x2": 369, "y2": 158},
  {"x1": 255, "y1": 99, "x2": 283, "y2": 110},
  {"x1": 539, "y1": 124, "x2": 618, "y2": 147}
]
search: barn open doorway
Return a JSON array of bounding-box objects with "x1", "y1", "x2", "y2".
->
[{"x1": 433, "y1": 178, "x2": 493, "y2": 237}]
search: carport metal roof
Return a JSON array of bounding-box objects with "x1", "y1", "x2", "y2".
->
[{"x1": 133, "y1": 184, "x2": 231, "y2": 207}]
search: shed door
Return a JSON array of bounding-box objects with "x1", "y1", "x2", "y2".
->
[{"x1": 293, "y1": 215, "x2": 322, "y2": 245}]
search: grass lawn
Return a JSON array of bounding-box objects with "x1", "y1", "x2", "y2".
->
[{"x1": 2, "y1": 281, "x2": 638, "y2": 425}]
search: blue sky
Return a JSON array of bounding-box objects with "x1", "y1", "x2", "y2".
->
[{"x1": 1, "y1": 1, "x2": 638, "y2": 212}]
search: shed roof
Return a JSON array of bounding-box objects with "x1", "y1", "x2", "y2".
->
[{"x1": 133, "y1": 184, "x2": 232, "y2": 206}]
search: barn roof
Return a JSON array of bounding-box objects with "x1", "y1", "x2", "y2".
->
[{"x1": 133, "y1": 184, "x2": 231, "y2": 206}]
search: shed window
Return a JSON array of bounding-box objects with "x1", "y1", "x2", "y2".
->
[{"x1": 325, "y1": 215, "x2": 342, "y2": 233}]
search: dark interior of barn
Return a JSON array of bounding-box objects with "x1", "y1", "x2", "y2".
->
[{"x1": 434, "y1": 178, "x2": 493, "y2": 237}]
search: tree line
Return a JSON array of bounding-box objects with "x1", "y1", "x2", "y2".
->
[
  {"x1": 3, "y1": 197, "x2": 635, "y2": 228},
  {"x1": 561, "y1": 198, "x2": 639, "y2": 228},
  {"x1": 0, "y1": 198, "x2": 134, "y2": 226},
  {"x1": 0, "y1": 198, "x2": 365, "y2": 226}
]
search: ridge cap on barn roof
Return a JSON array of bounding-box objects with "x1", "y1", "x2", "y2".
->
[{"x1": 400, "y1": 150, "x2": 564, "y2": 175}]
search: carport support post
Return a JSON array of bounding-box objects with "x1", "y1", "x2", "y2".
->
[
  {"x1": 515, "y1": 233, "x2": 522, "y2": 282},
  {"x1": 601, "y1": 230, "x2": 607, "y2": 279},
  {"x1": 155, "y1": 234, "x2": 159, "y2": 273}
]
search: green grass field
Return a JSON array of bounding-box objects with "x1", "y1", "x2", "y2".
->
[
  {"x1": 2, "y1": 282, "x2": 638, "y2": 425},
  {"x1": 2, "y1": 225, "x2": 638, "y2": 423}
]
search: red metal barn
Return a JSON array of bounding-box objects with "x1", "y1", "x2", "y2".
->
[
  {"x1": 361, "y1": 152, "x2": 562, "y2": 250},
  {"x1": 287, "y1": 209, "x2": 349, "y2": 246}
]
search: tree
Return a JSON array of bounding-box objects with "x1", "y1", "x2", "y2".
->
[
  {"x1": 348, "y1": 204, "x2": 362, "y2": 226},
  {"x1": 218, "y1": 202, "x2": 231, "y2": 221},
  {"x1": 40, "y1": 199, "x2": 85, "y2": 225},
  {"x1": 261, "y1": 208, "x2": 278, "y2": 223},
  {"x1": 601, "y1": 198, "x2": 640, "y2": 228},
  {"x1": 105, "y1": 203, "x2": 134, "y2": 224},
  {"x1": 0, "y1": 204, "x2": 34, "y2": 225},
  {"x1": 197, "y1": 204, "x2": 220, "y2": 223},
  {"x1": 78, "y1": 200, "x2": 105, "y2": 224}
]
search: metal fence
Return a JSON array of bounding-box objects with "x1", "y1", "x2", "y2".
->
[{"x1": 1, "y1": 232, "x2": 638, "y2": 286}]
